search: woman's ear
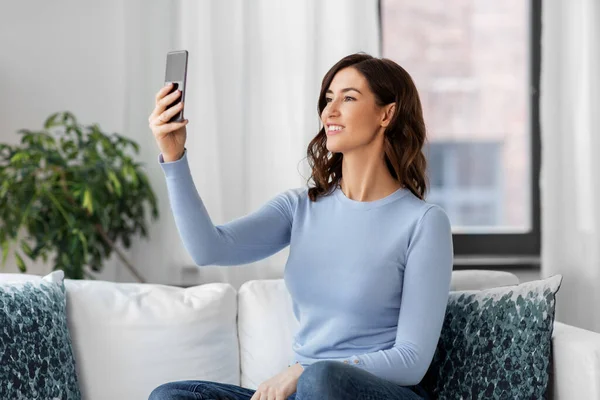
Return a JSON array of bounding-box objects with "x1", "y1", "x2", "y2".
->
[{"x1": 381, "y1": 103, "x2": 396, "y2": 128}]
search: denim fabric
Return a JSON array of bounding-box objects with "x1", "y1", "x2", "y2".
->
[{"x1": 149, "y1": 361, "x2": 427, "y2": 400}]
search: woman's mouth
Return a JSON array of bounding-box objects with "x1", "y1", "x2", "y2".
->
[{"x1": 326, "y1": 125, "x2": 345, "y2": 135}]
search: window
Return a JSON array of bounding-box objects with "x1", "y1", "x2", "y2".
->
[
  {"x1": 427, "y1": 142, "x2": 503, "y2": 229},
  {"x1": 380, "y1": 0, "x2": 541, "y2": 260}
]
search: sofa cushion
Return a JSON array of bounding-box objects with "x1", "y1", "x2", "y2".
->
[
  {"x1": 238, "y1": 279, "x2": 299, "y2": 389},
  {"x1": 0, "y1": 271, "x2": 81, "y2": 399},
  {"x1": 64, "y1": 279, "x2": 239, "y2": 400},
  {"x1": 450, "y1": 270, "x2": 519, "y2": 291},
  {"x1": 422, "y1": 275, "x2": 563, "y2": 399}
]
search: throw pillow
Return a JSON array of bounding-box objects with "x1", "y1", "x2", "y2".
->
[
  {"x1": 0, "y1": 270, "x2": 81, "y2": 399},
  {"x1": 422, "y1": 274, "x2": 562, "y2": 399}
]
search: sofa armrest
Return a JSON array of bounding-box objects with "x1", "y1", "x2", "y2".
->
[
  {"x1": 450, "y1": 270, "x2": 519, "y2": 291},
  {"x1": 549, "y1": 322, "x2": 600, "y2": 399}
]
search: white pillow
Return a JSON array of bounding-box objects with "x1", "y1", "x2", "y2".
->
[
  {"x1": 63, "y1": 279, "x2": 239, "y2": 400},
  {"x1": 449, "y1": 270, "x2": 519, "y2": 291},
  {"x1": 238, "y1": 279, "x2": 299, "y2": 389},
  {"x1": 0, "y1": 272, "x2": 48, "y2": 283}
]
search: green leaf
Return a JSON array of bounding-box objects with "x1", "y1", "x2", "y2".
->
[
  {"x1": 105, "y1": 180, "x2": 114, "y2": 194},
  {"x1": 10, "y1": 152, "x2": 27, "y2": 163},
  {"x1": 44, "y1": 113, "x2": 60, "y2": 129},
  {"x1": 122, "y1": 164, "x2": 139, "y2": 186},
  {"x1": 41, "y1": 133, "x2": 56, "y2": 148},
  {"x1": 14, "y1": 252, "x2": 26, "y2": 272},
  {"x1": 82, "y1": 188, "x2": 94, "y2": 214},
  {"x1": 107, "y1": 170, "x2": 122, "y2": 197},
  {"x1": 130, "y1": 141, "x2": 140, "y2": 154},
  {"x1": 0, "y1": 181, "x2": 8, "y2": 198},
  {"x1": 44, "y1": 189, "x2": 74, "y2": 227},
  {"x1": 76, "y1": 229, "x2": 88, "y2": 261},
  {"x1": 1, "y1": 241, "x2": 9, "y2": 266},
  {"x1": 21, "y1": 242, "x2": 33, "y2": 258},
  {"x1": 62, "y1": 111, "x2": 77, "y2": 125},
  {"x1": 30, "y1": 242, "x2": 45, "y2": 259}
]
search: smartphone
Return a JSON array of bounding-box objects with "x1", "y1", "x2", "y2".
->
[{"x1": 164, "y1": 50, "x2": 188, "y2": 123}]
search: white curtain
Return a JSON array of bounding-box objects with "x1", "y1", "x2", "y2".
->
[
  {"x1": 540, "y1": 0, "x2": 600, "y2": 332},
  {"x1": 118, "y1": 0, "x2": 380, "y2": 289}
]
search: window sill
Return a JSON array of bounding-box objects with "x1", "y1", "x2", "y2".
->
[{"x1": 453, "y1": 255, "x2": 540, "y2": 269}]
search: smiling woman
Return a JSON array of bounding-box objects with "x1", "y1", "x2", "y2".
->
[
  {"x1": 149, "y1": 52, "x2": 451, "y2": 400},
  {"x1": 307, "y1": 53, "x2": 428, "y2": 204}
]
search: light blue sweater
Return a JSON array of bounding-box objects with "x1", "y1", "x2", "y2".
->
[{"x1": 159, "y1": 150, "x2": 453, "y2": 386}]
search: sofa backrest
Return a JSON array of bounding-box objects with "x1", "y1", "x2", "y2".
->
[
  {"x1": 236, "y1": 271, "x2": 521, "y2": 390},
  {"x1": 64, "y1": 279, "x2": 239, "y2": 400},
  {"x1": 1, "y1": 270, "x2": 522, "y2": 397}
]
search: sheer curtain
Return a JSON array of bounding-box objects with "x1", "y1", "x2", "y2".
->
[
  {"x1": 119, "y1": 0, "x2": 380, "y2": 288},
  {"x1": 540, "y1": 0, "x2": 600, "y2": 332}
]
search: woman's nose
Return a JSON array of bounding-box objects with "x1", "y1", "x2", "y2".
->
[{"x1": 325, "y1": 102, "x2": 341, "y2": 118}]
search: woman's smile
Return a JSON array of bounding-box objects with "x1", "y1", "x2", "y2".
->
[{"x1": 326, "y1": 124, "x2": 345, "y2": 135}]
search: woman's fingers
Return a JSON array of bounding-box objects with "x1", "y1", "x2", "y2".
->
[
  {"x1": 149, "y1": 89, "x2": 182, "y2": 124},
  {"x1": 155, "y1": 82, "x2": 173, "y2": 103},
  {"x1": 150, "y1": 119, "x2": 188, "y2": 139},
  {"x1": 159, "y1": 89, "x2": 181, "y2": 109},
  {"x1": 150, "y1": 84, "x2": 180, "y2": 114},
  {"x1": 250, "y1": 391, "x2": 261, "y2": 400},
  {"x1": 158, "y1": 101, "x2": 184, "y2": 124}
]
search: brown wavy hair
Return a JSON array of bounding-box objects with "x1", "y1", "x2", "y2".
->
[{"x1": 306, "y1": 53, "x2": 428, "y2": 202}]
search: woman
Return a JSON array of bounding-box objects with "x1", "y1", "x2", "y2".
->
[{"x1": 148, "y1": 53, "x2": 453, "y2": 400}]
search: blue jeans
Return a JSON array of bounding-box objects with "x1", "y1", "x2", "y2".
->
[{"x1": 149, "y1": 360, "x2": 428, "y2": 399}]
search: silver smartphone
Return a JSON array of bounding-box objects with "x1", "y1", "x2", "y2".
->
[{"x1": 164, "y1": 50, "x2": 188, "y2": 123}]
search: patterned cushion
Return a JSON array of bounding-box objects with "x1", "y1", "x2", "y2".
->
[
  {"x1": 0, "y1": 271, "x2": 81, "y2": 399},
  {"x1": 422, "y1": 275, "x2": 562, "y2": 399}
]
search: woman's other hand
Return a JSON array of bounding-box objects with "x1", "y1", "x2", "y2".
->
[{"x1": 250, "y1": 363, "x2": 304, "y2": 400}]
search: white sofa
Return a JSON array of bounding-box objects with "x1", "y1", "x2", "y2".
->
[{"x1": 2, "y1": 270, "x2": 600, "y2": 399}]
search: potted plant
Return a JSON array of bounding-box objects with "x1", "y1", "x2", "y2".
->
[{"x1": 0, "y1": 111, "x2": 158, "y2": 282}]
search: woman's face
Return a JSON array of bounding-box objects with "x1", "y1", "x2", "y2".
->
[{"x1": 321, "y1": 67, "x2": 391, "y2": 154}]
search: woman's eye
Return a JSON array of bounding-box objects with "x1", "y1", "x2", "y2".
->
[{"x1": 325, "y1": 96, "x2": 355, "y2": 103}]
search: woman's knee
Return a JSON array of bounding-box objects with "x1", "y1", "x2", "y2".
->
[
  {"x1": 297, "y1": 361, "x2": 351, "y2": 395},
  {"x1": 148, "y1": 381, "x2": 207, "y2": 400},
  {"x1": 149, "y1": 382, "x2": 177, "y2": 400}
]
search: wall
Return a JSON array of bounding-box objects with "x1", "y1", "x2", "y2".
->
[{"x1": 0, "y1": 1, "x2": 180, "y2": 283}]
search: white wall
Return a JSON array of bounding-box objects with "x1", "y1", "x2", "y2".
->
[
  {"x1": 0, "y1": 1, "x2": 181, "y2": 283},
  {"x1": 1, "y1": 1, "x2": 124, "y2": 280},
  {"x1": 0, "y1": 1, "x2": 382, "y2": 288}
]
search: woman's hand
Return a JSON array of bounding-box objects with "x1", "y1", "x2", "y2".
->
[
  {"x1": 149, "y1": 82, "x2": 189, "y2": 162},
  {"x1": 250, "y1": 363, "x2": 304, "y2": 400}
]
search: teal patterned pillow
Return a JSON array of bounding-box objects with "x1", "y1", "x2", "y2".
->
[
  {"x1": 0, "y1": 270, "x2": 81, "y2": 399},
  {"x1": 422, "y1": 275, "x2": 562, "y2": 399}
]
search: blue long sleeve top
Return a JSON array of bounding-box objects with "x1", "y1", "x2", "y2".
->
[{"x1": 159, "y1": 150, "x2": 453, "y2": 386}]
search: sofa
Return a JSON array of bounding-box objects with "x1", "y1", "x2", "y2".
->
[{"x1": 2, "y1": 269, "x2": 600, "y2": 399}]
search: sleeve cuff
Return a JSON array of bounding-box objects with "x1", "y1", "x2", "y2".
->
[
  {"x1": 288, "y1": 357, "x2": 362, "y2": 368},
  {"x1": 158, "y1": 148, "x2": 187, "y2": 164},
  {"x1": 158, "y1": 148, "x2": 191, "y2": 179}
]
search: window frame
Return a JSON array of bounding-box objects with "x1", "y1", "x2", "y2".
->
[{"x1": 378, "y1": 0, "x2": 542, "y2": 264}]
